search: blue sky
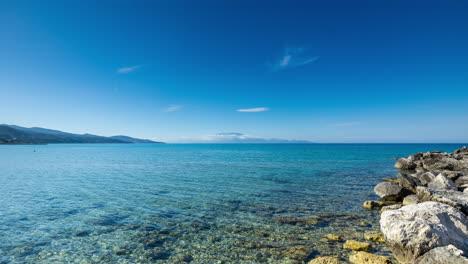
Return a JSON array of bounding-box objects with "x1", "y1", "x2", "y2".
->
[{"x1": 1, "y1": 0, "x2": 467, "y2": 143}]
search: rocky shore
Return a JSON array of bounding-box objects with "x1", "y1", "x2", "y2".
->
[{"x1": 362, "y1": 146, "x2": 468, "y2": 264}]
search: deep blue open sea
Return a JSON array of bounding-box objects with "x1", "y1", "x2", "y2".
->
[{"x1": 0, "y1": 143, "x2": 465, "y2": 263}]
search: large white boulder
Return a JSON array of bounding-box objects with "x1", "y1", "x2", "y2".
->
[
  {"x1": 380, "y1": 201, "x2": 468, "y2": 264},
  {"x1": 413, "y1": 245, "x2": 468, "y2": 264}
]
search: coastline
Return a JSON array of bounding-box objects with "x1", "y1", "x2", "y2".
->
[{"x1": 355, "y1": 146, "x2": 468, "y2": 264}]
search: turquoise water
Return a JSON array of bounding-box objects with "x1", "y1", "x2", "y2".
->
[{"x1": 0, "y1": 143, "x2": 465, "y2": 263}]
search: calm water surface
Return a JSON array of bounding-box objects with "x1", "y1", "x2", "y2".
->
[{"x1": 0, "y1": 143, "x2": 465, "y2": 263}]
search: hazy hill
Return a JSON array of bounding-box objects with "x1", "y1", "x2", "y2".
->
[{"x1": 0, "y1": 125, "x2": 163, "y2": 145}]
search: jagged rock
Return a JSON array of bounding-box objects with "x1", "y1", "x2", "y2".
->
[
  {"x1": 413, "y1": 245, "x2": 468, "y2": 264},
  {"x1": 415, "y1": 167, "x2": 427, "y2": 173},
  {"x1": 417, "y1": 171, "x2": 437, "y2": 185},
  {"x1": 343, "y1": 240, "x2": 371, "y2": 251},
  {"x1": 364, "y1": 231, "x2": 384, "y2": 242},
  {"x1": 402, "y1": 194, "x2": 419, "y2": 206},
  {"x1": 422, "y1": 154, "x2": 464, "y2": 172},
  {"x1": 374, "y1": 182, "x2": 411, "y2": 201},
  {"x1": 456, "y1": 176, "x2": 468, "y2": 188},
  {"x1": 427, "y1": 173, "x2": 457, "y2": 191},
  {"x1": 442, "y1": 170, "x2": 464, "y2": 181},
  {"x1": 380, "y1": 202, "x2": 468, "y2": 264},
  {"x1": 417, "y1": 186, "x2": 468, "y2": 214},
  {"x1": 308, "y1": 256, "x2": 341, "y2": 264},
  {"x1": 324, "y1": 234, "x2": 342, "y2": 241},
  {"x1": 349, "y1": 251, "x2": 392, "y2": 264},
  {"x1": 379, "y1": 204, "x2": 402, "y2": 213},
  {"x1": 454, "y1": 146, "x2": 468, "y2": 155},
  {"x1": 397, "y1": 172, "x2": 421, "y2": 192},
  {"x1": 394, "y1": 158, "x2": 416, "y2": 170}
]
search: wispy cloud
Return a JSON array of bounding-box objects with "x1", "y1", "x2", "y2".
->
[
  {"x1": 271, "y1": 47, "x2": 319, "y2": 71},
  {"x1": 330, "y1": 122, "x2": 365, "y2": 127},
  {"x1": 163, "y1": 105, "x2": 183, "y2": 112},
  {"x1": 236, "y1": 107, "x2": 269, "y2": 112},
  {"x1": 116, "y1": 65, "x2": 142, "y2": 74}
]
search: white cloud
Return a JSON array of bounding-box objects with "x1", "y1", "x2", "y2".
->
[
  {"x1": 116, "y1": 65, "x2": 141, "y2": 74},
  {"x1": 272, "y1": 47, "x2": 319, "y2": 70},
  {"x1": 180, "y1": 133, "x2": 312, "y2": 144},
  {"x1": 236, "y1": 107, "x2": 269, "y2": 112},
  {"x1": 163, "y1": 105, "x2": 183, "y2": 112}
]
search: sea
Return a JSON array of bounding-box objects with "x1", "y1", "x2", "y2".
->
[{"x1": 0, "y1": 143, "x2": 465, "y2": 263}]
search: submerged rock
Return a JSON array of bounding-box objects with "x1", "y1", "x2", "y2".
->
[
  {"x1": 343, "y1": 240, "x2": 371, "y2": 251},
  {"x1": 413, "y1": 245, "x2": 468, "y2": 264},
  {"x1": 349, "y1": 251, "x2": 392, "y2": 264},
  {"x1": 363, "y1": 200, "x2": 383, "y2": 210},
  {"x1": 364, "y1": 231, "x2": 384, "y2": 242},
  {"x1": 308, "y1": 256, "x2": 341, "y2": 264},
  {"x1": 285, "y1": 246, "x2": 313, "y2": 259},
  {"x1": 417, "y1": 186, "x2": 468, "y2": 214},
  {"x1": 380, "y1": 201, "x2": 468, "y2": 264},
  {"x1": 324, "y1": 234, "x2": 342, "y2": 241},
  {"x1": 374, "y1": 182, "x2": 411, "y2": 201},
  {"x1": 427, "y1": 173, "x2": 457, "y2": 191}
]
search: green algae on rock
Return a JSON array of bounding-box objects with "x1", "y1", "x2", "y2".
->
[
  {"x1": 343, "y1": 240, "x2": 371, "y2": 251},
  {"x1": 308, "y1": 256, "x2": 342, "y2": 264},
  {"x1": 349, "y1": 251, "x2": 392, "y2": 264},
  {"x1": 364, "y1": 231, "x2": 385, "y2": 242}
]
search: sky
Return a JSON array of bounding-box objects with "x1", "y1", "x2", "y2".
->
[{"x1": 1, "y1": 0, "x2": 467, "y2": 143}]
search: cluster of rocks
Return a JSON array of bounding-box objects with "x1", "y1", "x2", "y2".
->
[{"x1": 365, "y1": 146, "x2": 468, "y2": 264}]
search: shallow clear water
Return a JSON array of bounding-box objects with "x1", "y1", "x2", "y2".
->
[{"x1": 0, "y1": 143, "x2": 465, "y2": 263}]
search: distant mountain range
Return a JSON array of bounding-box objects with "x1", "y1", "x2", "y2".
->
[
  {"x1": 0, "y1": 125, "x2": 163, "y2": 145},
  {"x1": 184, "y1": 132, "x2": 315, "y2": 144}
]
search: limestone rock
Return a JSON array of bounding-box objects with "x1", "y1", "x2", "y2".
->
[
  {"x1": 364, "y1": 231, "x2": 384, "y2": 242},
  {"x1": 417, "y1": 171, "x2": 437, "y2": 185},
  {"x1": 379, "y1": 204, "x2": 402, "y2": 214},
  {"x1": 308, "y1": 256, "x2": 341, "y2": 264},
  {"x1": 422, "y1": 155, "x2": 464, "y2": 172},
  {"x1": 456, "y1": 176, "x2": 468, "y2": 188},
  {"x1": 349, "y1": 251, "x2": 392, "y2": 264},
  {"x1": 394, "y1": 158, "x2": 416, "y2": 170},
  {"x1": 454, "y1": 146, "x2": 468, "y2": 155},
  {"x1": 442, "y1": 170, "x2": 464, "y2": 181},
  {"x1": 413, "y1": 245, "x2": 468, "y2": 264},
  {"x1": 427, "y1": 173, "x2": 457, "y2": 191},
  {"x1": 380, "y1": 201, "x2": 468, "y2": 264},
  {"x1": 402, "y1": 194, "x2": 419, "y2": 206},
  {"x1": 417, "y1": 186, "x2": 468, "y2": 214},
  {"x1": 397, "y1": 172, "x2": 421, "y2": 192},
  {"x1": 374, "y1": 182, "x2": 411, "y2": 201},
  {"x1": 343, "y1": 240, "x2": 371, "y2": 251}
]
